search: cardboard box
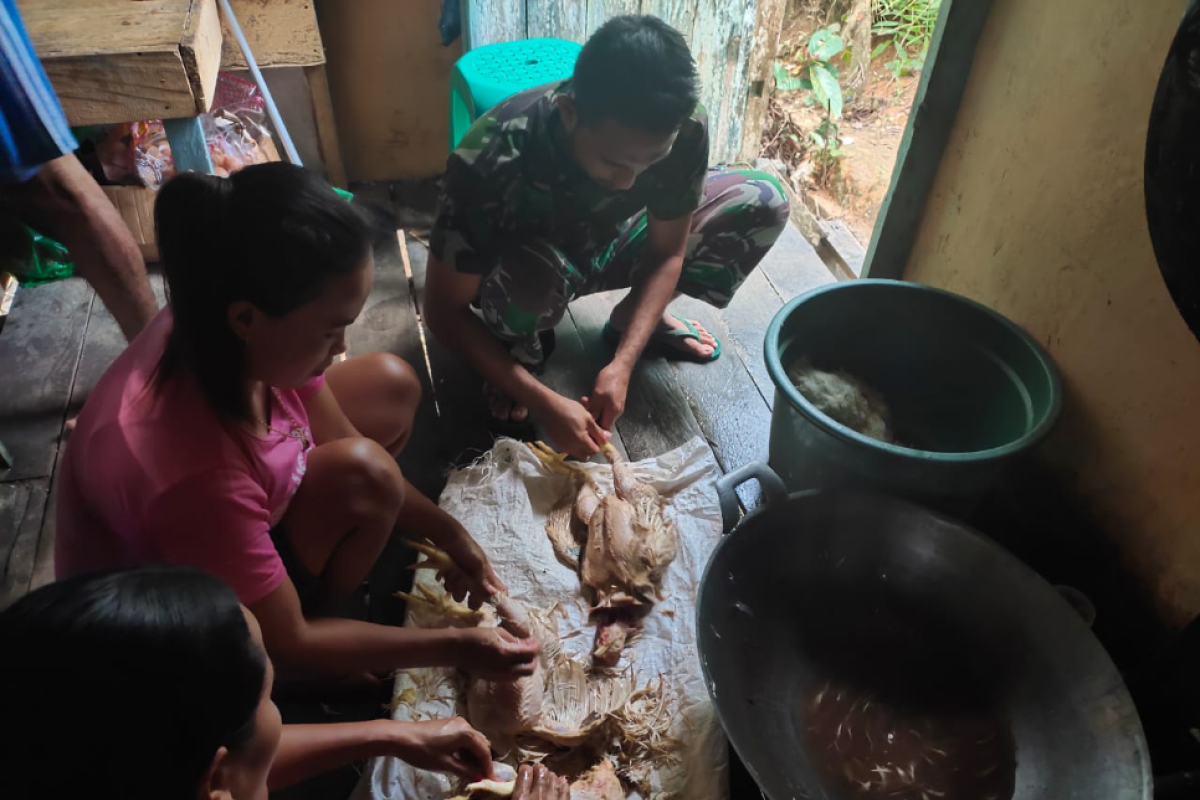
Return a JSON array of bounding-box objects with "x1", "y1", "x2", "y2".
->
[{"x1": 102, "y1": 186, "x2": 158, "y2": 262}]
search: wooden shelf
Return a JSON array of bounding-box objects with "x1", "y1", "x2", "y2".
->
[{"x1": 19, "y1": 0, "x2": 223, "y2": 126}]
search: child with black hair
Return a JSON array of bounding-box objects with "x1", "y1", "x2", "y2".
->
[
  {"x1": 55, "y1": 163, "x2": 539, "y2": 681},
  {"x1": 0, "y1": 566, "x2": 571, "y2": 800}
]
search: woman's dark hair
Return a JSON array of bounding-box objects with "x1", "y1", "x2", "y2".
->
[
  {"x1": 154, "y1": 162, "x2": 371, "y2": 419},
  {"x1": 573, "y1": 15, "x2": 700, "y2": 132},
  {"x1": 0, "y1": 566, "x2": 266, "y2": 800}
]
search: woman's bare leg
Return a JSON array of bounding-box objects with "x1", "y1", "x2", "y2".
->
[
  {"x1": 280, "y1": 437, "x2": 405, "y2": 615},
  {"x1": 324, "y1": 352, "x2": 421, "y2": 455}
]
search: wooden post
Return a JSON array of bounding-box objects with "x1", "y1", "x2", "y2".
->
[
  {"x1": 304, "y1": 64, "x2": 348, "y2": 188},
  {"x1": 162, "y1": 116, "x2": 215, "y2": 174}
]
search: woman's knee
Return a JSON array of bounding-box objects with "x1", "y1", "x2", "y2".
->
[
  {"x1": 321, "y1": 437, "x2": 406, "y2": 519},
  {"x1": 362, "y1": 352, "x2": 421, "y2": 413}
]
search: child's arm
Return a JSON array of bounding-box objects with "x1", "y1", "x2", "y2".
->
[
  {"x1": 249, "y1": 579, "x2": 538, "y2": 679},
  {"x1": 269, "y1": 718, "x2": 494, "y2": 791}
]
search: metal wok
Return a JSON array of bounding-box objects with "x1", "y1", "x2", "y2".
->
[{"x1": 698, "y1": 464, "x2": 1151, "y2": 800}]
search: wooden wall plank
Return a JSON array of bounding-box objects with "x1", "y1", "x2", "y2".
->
[
  {"x1": 740, "y1": 0, "x2": 786, "y2": 161},
  {"x1": 316, "y1": 0, "x2": 462, "y2": 180},
  {"x1": 528, "y1": 0, "x2": 588, "y2": 41},
  {"x1": 692, "y1": 0, "x2": 758, "y2": 164},
  {"x1": 588, "y1": 0, "x2": 641, "y2": 35},
  {"x1": 463, "y1": 0, "x2": 527, "y2": 50},
  {"x1": 642, "y1": 0, "x2": 700, "y2": 44}
]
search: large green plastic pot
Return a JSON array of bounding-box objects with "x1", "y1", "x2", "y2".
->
[{"x1": 765, "y1": 280, "x2": 1063, "y2": 512}]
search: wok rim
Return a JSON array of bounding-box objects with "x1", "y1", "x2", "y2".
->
[{"x1": 696, "y1": 488, "x2": 1152, "y2": 800}]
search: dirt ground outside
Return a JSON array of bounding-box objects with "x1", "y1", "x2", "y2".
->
[{"x1": 763, "y1": 1, "x2": 926, "y2": 246}]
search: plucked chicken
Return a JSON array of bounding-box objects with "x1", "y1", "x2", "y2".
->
[
  {"x1": 402, "y1": 541, "x2": 633, "y2": 756},
  {"x1": 528, "y1": 442, "x2": 679, "y2": 667}
]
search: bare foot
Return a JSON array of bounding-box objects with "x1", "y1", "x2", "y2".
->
[
  {"x1": 482, "y1": 382, "x2": 529, "y2": 423},
  {"x1": 64, "y1": 416, "x2": 78, "y2": 433}
]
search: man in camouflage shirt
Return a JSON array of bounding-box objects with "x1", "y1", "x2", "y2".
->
[{"x1": 426, "y1": 15, "x2": 788, "y2": 458}]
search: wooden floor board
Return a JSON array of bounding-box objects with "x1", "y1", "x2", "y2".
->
[
  {"x1": 0, "y1": 280, "x2": 93, "y2": 482},
  {"x1": 0, "y1": 478, "x2": 50, "y2": 610},
  {"x1": 667, "y1": 296, "x2": 772, "y2": 508},
  {"x1": 566, "y1": 293, "x2": 706, "y2": 462},
  {"x1": 756, "y1": 222, "x2": 838, "y2": 301},
  {"x1": 405, "y1": 239, "x2": 498, "y2": 470}
]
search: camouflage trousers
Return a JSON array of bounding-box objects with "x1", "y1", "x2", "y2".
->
[{"x1": 477, "y1": 168, "x2": 789, "y2": 367}]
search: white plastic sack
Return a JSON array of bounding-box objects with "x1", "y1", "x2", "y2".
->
[{"x1": 353, "y1": 437, "x2": 729, "y2": 800}]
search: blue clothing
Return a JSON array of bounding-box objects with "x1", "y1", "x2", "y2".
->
[{"x1": 0, "y1": 0, "x2": 76, "y2": 183}]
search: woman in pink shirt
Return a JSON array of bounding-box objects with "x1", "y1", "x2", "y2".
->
[{"x1": 56, "y1": 163, "x2": 538, "y2": 681}]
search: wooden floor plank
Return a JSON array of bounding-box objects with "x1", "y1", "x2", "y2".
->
[
  {"x1": 756, "y1": 221, "x2": 838, "y2": 301},
  {"x1": 667, "y1": 295, "x2": 772, "y2": 508},
  {"x1": 0, "y1": 280, "x2": 93, "y2": 482},
  {"x1": 0, "y1": 478, "x2": 50, "y2": 610},
  {"x1": 720, "y1": 269, "x2": 786, "y2": 410},
  {"x1": 405, "y1": 241, "x2": 498, "y2": 470},
  {"x1": 566, "y1": 293, "x2": 707, "y2": 462},
  {"x1": 536, "y1": 314, "x2": 631, "y2": 463}
]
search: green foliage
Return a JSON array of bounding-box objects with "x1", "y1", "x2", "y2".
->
[
  {"x1": 872, "y1": 0, "x2": 942, "y2": 78},
  {"x1": 809, "y1": 116, "x2": 844, "y2": 186},
  {"x1": 773, "y1": 25, "x2": 846, "y2": 119}
]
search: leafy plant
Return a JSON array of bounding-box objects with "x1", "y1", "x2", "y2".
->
[
  {"x1": 809, "y1": 115, "x2": 844, "y2": 187},
  {"x1": 773, "y1": 25, "x2": 846, "y2": 119},
  {"x1": 872, "y1": 0, "x2": 942, "y2": 78}
]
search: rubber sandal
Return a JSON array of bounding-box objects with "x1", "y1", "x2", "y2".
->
[
  {"x1": 481, "y1": 382, "x2": 536, "y2": 441},
  {"x1": 603, "y1": 313, "x2": 722, "y2": 363}
]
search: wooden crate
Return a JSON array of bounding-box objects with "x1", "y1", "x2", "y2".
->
[{"x1": 19, "y1": 0, "x2": 223, "y2": 126}]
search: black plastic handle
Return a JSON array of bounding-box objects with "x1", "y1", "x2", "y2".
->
[{"x1": 715, "y1": 461, "x2": 788, "y2": 533}]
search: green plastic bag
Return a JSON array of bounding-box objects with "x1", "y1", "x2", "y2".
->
[
  {"x1": 15, "y1": 228, "x2": 74, "y2": 287},
  {"x1": 0, "y1": 216, "x2": 74, "y2": 288}
]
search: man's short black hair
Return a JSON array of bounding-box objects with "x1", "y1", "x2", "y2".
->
[{"x1": 572, "y1": 15, "x2": 700, "y2": 133}]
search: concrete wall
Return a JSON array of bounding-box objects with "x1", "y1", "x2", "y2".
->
[{"x1": 902, "y1": 0, "x2": 1200, "y2": 626}]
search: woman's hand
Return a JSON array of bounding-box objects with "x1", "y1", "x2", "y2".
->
[
  {"x1": 453, "y1": 627, "x2": 540, "y2": 679},
  {"x1": 539, "y1": 393, "x2": 609, "y2": 459},
  {"x1": 382, "y1": 718, "x2": 494, "y2": 781},
  {"x1": 513, "y1": 764, "x2": 570, "y2": 800},
  {"x1": 437, "y1": 526, "x2": 506, "y2": 610}
]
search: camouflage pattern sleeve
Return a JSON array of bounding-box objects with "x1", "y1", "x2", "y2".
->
[
  {"x1": 430, "y1": 153, "x2": 501, "y2": 275},
  {"x1": 646, "y1": 107, "x2": 711, "y2": 221}
]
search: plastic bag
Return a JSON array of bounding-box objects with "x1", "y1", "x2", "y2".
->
[{"x1": 98, "y1": 73, "x2": 277, "y2": 188}]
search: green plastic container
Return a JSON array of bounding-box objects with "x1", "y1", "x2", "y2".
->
[
  {"x1": 765, "y1": 280, "x2": 1062, "y2": 513},
  {"x1": 448, "y1": 38, "x2": 582, "y2": 149}
]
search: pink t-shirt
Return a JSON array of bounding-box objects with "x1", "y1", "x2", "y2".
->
[{"x1": 55, "y1": 309, "x2": 321, "y2": 604}]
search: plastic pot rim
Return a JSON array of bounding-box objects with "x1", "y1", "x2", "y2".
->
[{"x1": 764, "y1": 279, "x2": 1065, "y2": 464}]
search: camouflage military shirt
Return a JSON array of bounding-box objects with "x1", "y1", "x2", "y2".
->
[{"x1": 431, "y1": 80, "x2": 710, "y2": 276}]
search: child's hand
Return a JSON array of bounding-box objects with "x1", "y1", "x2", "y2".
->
[
  {"x1": 439, "y1": 530, "x2": 507, "y2": 610},
  {"x1": 381, "y1": 718, "x2": 493, "y2": 780}
]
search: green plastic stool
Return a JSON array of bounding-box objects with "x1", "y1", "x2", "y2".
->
[{"x1": 448, "y1": 38, "x2": 582, "y2": 150}]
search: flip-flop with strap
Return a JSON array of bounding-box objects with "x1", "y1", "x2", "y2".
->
[
  {"x1": 602, "y1": 313, "x2": 722, "y2": 363},
  {"x1": 481, "y1": 382, "x2": 536, "y2": 440}
]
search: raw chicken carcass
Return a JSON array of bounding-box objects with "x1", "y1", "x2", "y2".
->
[
  {"x1": 459, "y1": 758, "x2": 625, "y2": 800},
  {"x1": 528, "y1": 442, "x2": 679, "y2": 667},
  {"x1": 404, "y1": 542, "x2": 633, "y2": 755}
]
